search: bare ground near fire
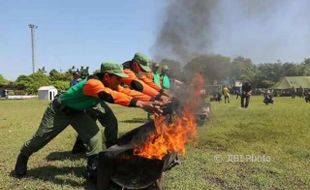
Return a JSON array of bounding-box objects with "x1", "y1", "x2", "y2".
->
[{"x1": 0, "y1": 96, "x2": 309, "y2": 190}]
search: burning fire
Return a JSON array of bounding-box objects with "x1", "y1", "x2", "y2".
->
[{"x1": 133, "y1": 73, "x2": 205, "y2": 160}]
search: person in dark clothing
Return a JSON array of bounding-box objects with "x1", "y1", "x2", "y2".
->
[
  {"x1": 241, "y1": 82, "x2": 252, "y2": 108},
  {"x1": 290, "y1": 86, "x2": 296, "y2": 98},
  {"x1": 70, "y1": 72, "x2": 82, "y2": 87},
  {"x1": 235, "y1": 87, "x2": 241, "y2": 100},
  {"x1": 305, "y1": 91, "x2": 310, "y2": 103},
  {"x1": 263, "y1": 90, "x2": 274, "y2": 105}
]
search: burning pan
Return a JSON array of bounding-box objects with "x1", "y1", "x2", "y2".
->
[{"x1": 97, "y1": 121, "x2": 178, "y2": 190}]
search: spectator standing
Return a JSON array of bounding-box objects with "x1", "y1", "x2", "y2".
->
[
  {"x1": 222, "y1": 85, "x2": 230, "y2": 103},
  {"x1": 241, "y1": 82, "x2": 252, "y2": 108}
]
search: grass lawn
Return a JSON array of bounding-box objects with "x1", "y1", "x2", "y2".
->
[{"x1": 0, "y1": 96, "x2": 309, "y2": 190}]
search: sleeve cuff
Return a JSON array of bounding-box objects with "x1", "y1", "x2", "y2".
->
[
  {"x1": 129, "y1": 98, "x2": 138, "y2": 107},
  {"x1": 155, "y1": 93, "x2": 162, "y2": 101}
]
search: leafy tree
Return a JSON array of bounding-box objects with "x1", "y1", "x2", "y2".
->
[
  {"x1": 183, "y1": 54, "x2": 231, "y2": 84},
  {"x1": 37, "y1": 66, "x2": 47, "y2": 73},
  {"x1": 51, "y1": 80, "x2": 70, "y2": 92},
  {"x1": 0, "y1": 74, "x2": 7, "y2": 86},
  {"x1": 49, "y1": 69, "x2": 71, "y2": 81},
  {"x1": 230, "y1": 56, "x2": 254, "y2": 81},
  {"x1": 281, "y1": 63, "x2": 300, "y2": 76},
  {"x1": 16, "y1": 71, "x2": 51, "y2": 94}
]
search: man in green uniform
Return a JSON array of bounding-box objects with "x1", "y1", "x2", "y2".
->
[
  {"x1": 14, "y1": 62, "x2": 162, "y2": 180},
  {"x1": 151, "y1": 62, "x2": 161, "y2": 86},
  {"x1": 160, "y1": 65, "x2": 171, "y2": 89}
]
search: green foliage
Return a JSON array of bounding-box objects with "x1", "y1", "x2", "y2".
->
[
  {"x1": 259, "y1": 80, "x2": 275, "y2": 88},
  {"x1": 183, "y1": 54, "x2": 231, "y2": 83},
  {"x1": 69, "y1": 66, "x2": 89, "y2": 79},
  {"x1": 49, "y1": 69, "x2": 71, "y2": 81},
  {"x1": 0, "y1": 74, "x2": 7, "y2": 85},
  {"x1": 13, "y1": 65, "x2": 91, "y2": 94},
  {"x1": 171, "y1": 55, "x2": 310, "y2": 88},
  {"x1": 230, "y1": 56, "x2": 255, "y2": 80},
  {"x1": 9, "y1": 57, "x2": 310, "y2": 93},
  {"x1": 15, "y1": 71, "x2": 51, "y2": 94},
  {"x1": 51, "y1": 80, "x2": 70, "y2": 92}
]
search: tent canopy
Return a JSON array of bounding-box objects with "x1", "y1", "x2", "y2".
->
[{"x1": 274, "y1": 76, "x2": 310, "y2": 89}]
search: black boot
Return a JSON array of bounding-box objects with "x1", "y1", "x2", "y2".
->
[
  {"x1": 14, "y1": 153, "x2": 29, "y2": 178},
  {"x1": 85, "y1": 154, "x2": 98, "y2": 181},
  {"x1": 97, "y1": 152, "x2": 114, "y2": 190},
  {"x1": 72, "y1": 137, "x2": 87, "y2": 154},
  {"x1": 105, "y1": 140, "x2": 117, "y2": 149}
]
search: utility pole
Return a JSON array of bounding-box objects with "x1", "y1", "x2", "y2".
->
[{"x1": 28, "y1": 24, "x2": 38, "y2": 74}]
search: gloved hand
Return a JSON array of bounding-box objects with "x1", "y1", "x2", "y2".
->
[
  {"x1": 161, "y1": 89, "x2": 172, "y2": 98},
  {"x1": 153, "y1": 91, "x2": 172, "y2": 105},
  {"x1": 136, "y1": 101, "x2": 163, "y2": 116}
]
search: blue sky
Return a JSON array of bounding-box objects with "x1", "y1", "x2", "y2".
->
[
  {"x1": 0, "y1": 0, "x2": 166, "y2": 80},
  {"x1": 1, "y1": 0, "x2": 310, "y2": 80}
]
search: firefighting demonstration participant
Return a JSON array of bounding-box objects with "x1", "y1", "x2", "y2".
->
[
  {"x1": 222, "y1": 85, "x2": 230, "y2": 103},
  {"x1": 241, "y1": 82, "x2": 252, "y2": 108},
  {"x1": 160, "y1": 65, "x2": 171, "y2": 89},
  {"x1": 122, "y1": 52, "x2": 166, "y2": 98},
  {"x1": 14, "y1": 62, "x2": 163, "y2": 180},
  {"x1": 71, "y1": 60, "x2": 161, "y2": 153},
  {"x1": 151, "y1": 62, "x2": 161, "y2": 87}
]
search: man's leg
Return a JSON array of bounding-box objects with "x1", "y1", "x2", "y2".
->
[
  {"x1": 72, "y1": 101, "x2": 118, "y2": 153},
  {"x1": 245, "y1": 96, "x2": 250, "y2": 108},
  {"x1": 241, "y1": 96, "x2": 245, "y2": 108},
  {"x1": 15, "y1": 102, "x2": 70, "y2": 177},
  {"x1": 70, "y1": 112, "x2": 103, "y2": 180},
  {"x1": 95, "y1": 102, "x2": 118, "y2": 148},
  {"x1": 84, "y1": 102, "x2": 118, "y2": 148},
  {"x1": 71, "y1": 136, "x2": 87, "y2": 154}
]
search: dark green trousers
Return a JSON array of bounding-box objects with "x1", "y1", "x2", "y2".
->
[
  {"x1": 20, "y1": 100, "x2": 103, "y2": 157},
  {"x1": 85, "y1": 101, "x2": 118, "y2": 147}
]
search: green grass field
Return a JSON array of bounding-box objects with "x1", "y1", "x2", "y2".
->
[{"x1": 0, "y1": 96, "x2": 309, "y2": 190}]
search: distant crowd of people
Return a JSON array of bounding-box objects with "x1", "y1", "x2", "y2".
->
[
  {"x1": 209, "y1": 81, "x2": 310, "y2": 107},
  {"x1": 210, "y1": 82, "x2": 254, "y2": 108}
]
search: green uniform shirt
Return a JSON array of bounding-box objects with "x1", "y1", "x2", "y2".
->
[
  {"x1": 152, "y1": 72, "x2": 161, "y2": 86},
  {"x1": 60, "y1": 78, "x2": 100, "y2": 110},
  {"x1": 161, "y1": 74, "x2": 170, "y2": 89}
]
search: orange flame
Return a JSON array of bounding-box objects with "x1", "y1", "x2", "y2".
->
[{"x1": 133, "y1": 73, "x2": 205, "y2": 160}]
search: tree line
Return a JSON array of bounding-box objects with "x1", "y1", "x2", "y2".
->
[
  {"x1": 0, "y1": 66, "x2": 89, "y2": 95},
  {"x1": 161, "y1": 55, "x2": 310, "y2": 88},
  {"x1": 1, "y1": 55, "x2": 310, "y2": 94}
]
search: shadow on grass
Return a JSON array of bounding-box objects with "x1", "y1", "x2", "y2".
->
[
  {"x1": 120, "y1": 117, "x2": 149, "y2": 124},
  {"x1": 46, "y1": 151, "x2": 85, "y2": 161},
  {"x1": 9, "y1": 166, "x2": 133, "y2": 190},
  {"x1": 9, "y1": 165, "x2": 98, "y2": 189}
]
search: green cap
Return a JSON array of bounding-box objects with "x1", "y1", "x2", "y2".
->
[
  {"x1": 100, "y1": 61, "x2": 128, "y2": 78},
  {"x1": 133, "y1": 52, "x2": 151, "y2": 72}
]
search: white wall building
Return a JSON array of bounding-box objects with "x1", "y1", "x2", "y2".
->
[{"x1": 38, "y1": 86, "x2": 58, "y2": 101}]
